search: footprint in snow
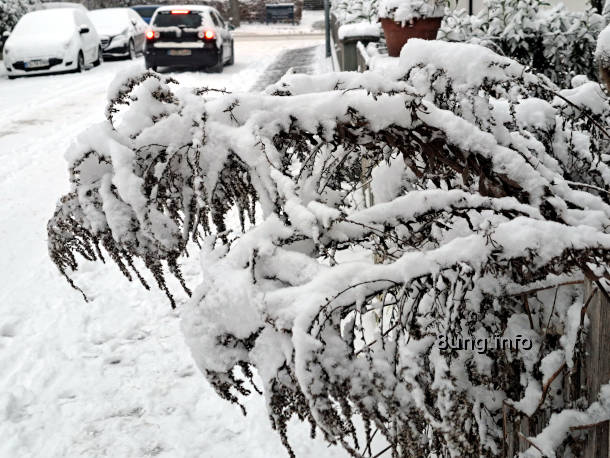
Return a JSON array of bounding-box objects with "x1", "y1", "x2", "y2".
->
[
  {"x1": 0, "y1": 322, "x2": 17, "y2": 337},
  {"x1": 104, "y1": 356, "x2": 122, "y2": 365}
]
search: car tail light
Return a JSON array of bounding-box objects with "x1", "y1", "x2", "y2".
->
[
  {"x1": 198, "y1": 30, "x2": 215, "y2": 40},
  {"x1": 171, "y1": 9, "x2": 189, "y2": 14},
  {"x1": 146, "y1": 30, "x2": 159, "y2": 40}
]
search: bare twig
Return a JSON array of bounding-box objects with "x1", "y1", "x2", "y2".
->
[
  {"x1": 511, "y1": 280, "x2": 584, "y2": 297},
  {"x1": 518, "y1": 432, "x2": 546, "y2": 456},
  {"x1": 522, "y1": 294, "x2": 535, "y2": 329},
  {"x1": 536, "y1": 362, "x2": 567, "y2": 411},
  {"x1": 371, "y1": 444, "x2": 393, "y2": 458},
  {"x1": 569, "y1": 419, "x2": 610, "y2": 431}
]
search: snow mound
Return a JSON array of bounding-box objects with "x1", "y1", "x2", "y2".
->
[{"x1": 338, "y1": 21, "x2": 380, "y2": 40}]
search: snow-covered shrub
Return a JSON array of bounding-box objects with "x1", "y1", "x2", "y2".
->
[
  {"x1": 597, "y1": 23, "x2": 610, "y2": 91},
  {"x1": 0, "y1": 0, "x2": 31, "y2": 39},
  {"x1": 332, "y1": 0, "x2": 450, "y2": 25},
  {"x1": 48, "y1": 40, "x2": 610, "y2": 457},
  {"x1": 439, "y1": 0, "x2": 607, "y2": 85},
  {"x1": 82, "y1": 0, "x2": 131, "y2": 8},
  {"x1": 331, "y1": 0, "x2": 378, "y2": 25},
  {"x1": 378, "y1": 0, "x2": 449, "y2": 22},
  {"x1": 332, "y1": 0, "x2": 381, "y2": 46}
]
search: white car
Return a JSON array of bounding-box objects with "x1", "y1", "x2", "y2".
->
[
  {"x1": 3, "y1": 8, "x2": 102, "y2": 79},
  {"x1": 90, "y1": 8, "x2": 148, "y2": 59}
]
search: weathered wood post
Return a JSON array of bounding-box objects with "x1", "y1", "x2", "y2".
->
[
  {"x1": 503, "y1": 278, "x2": 609, "y2": 457},
  {"x1": 583, "y1": 278, "x2": 610, "y2": 458}
]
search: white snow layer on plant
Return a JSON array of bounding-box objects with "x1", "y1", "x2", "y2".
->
[
  {"x1": 331, "y1": 0, "x2": 378, "y2": 26},
  {"x1": 521, "y1": 383, "x2": 610, "y2": 457},
  {"x1": 378, "y1": 0, "x2": 445, "y2": 22},
  {"x1": 596, "y1": 23, "x2": 610, "y2": 68},
  {"x1": 49, "y1": 39, "x2": 610, "y2": 457},
  {"x1": 0, "y1": 0, "x2": 30, "y2": 36},
  {"x1": 439, "y1": 0, "x2": 607, "y2": 84}
]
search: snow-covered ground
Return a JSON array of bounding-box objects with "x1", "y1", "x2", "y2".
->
[
  {"x1": 0, "y1": 36, "x2": 348, "y2": 458},
  {"x1": 233, "y1": 10, "x2": 325, "y2": 36}
]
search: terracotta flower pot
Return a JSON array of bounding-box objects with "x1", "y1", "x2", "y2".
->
[{"x1": 380, "y1": 17, "x2": 443, "y2": 57}]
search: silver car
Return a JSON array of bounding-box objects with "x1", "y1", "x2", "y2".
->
[{"x1": 90, "y1": 8, "x2": 148, "y2": 59}]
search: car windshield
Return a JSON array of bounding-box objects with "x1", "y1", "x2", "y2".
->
[
  {"x1": 12, "y1": 9, "x2": 74, "y2": 36},
  {"x1": 90, "y1": 9, "x2": 129, "y2": 35},
  {"x1": 133, "y1": 6, "x2": 158, "y2": 17},
  {"x1": 153, "y1": 11, "x2": 204, "y2": 28}
]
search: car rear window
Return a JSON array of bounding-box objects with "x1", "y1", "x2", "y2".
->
[
  {"x1": 153, "y1": 11, "x2": 204, "y2": 28},
  {"x1": 133, "y1": 6, "x2": 158, "y2": 17}
]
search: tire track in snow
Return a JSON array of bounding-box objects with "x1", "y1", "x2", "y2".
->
[{"x1": 250, "y1": 45, "x2": 320, "y2": 91}]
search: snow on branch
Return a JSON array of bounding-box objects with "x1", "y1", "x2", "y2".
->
[{"x1": 48, "y1": 39, "x2": 610, "y2": 456}]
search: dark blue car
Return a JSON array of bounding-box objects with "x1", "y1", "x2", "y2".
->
[{"x1": 131, "y1": 5, "x2": 160, "y2": 24}]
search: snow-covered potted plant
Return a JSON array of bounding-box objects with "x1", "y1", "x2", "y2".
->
[{"x1": 378, "y1": 0, "x2": 450, "y2": 56}]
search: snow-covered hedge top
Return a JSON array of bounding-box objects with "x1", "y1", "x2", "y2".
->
[
  {"x1": 439, "y1": 0, "x2": 606, "y2": 84},
  {"x1": 337, "y1": 20, "x2": 380, "y2": 39},
  {"x1": 331, "y1": 0, "x2": 378, "y2": 26},
  {"x1": 0, "y1": 0, "x2": 30, "y2": 38},
  {"x1": 378, "y1": 0, "x2": 448, "y2": 22},
  {"x1": 49, "y1": 39, "x2": 610, "y2": 458}
]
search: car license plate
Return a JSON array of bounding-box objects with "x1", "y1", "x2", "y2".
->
[
  {"x1": 168, "y1": 49, "x2": 191, "y2": 56},
  {"x1": 25, "y1": 59, "x2": 49, "y2": 69}
]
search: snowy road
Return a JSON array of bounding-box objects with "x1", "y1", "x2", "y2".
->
[{"x1": 0, "y1": 36, "x2": 347, "y2": 458}]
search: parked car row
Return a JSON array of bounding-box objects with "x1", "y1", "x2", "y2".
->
[{"x1": 2, "y1": 3, "x2": 235, "y2": 79}]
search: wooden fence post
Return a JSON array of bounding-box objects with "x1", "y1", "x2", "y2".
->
[
  {"x1": 503, "y1": 279, "x2": 609, "y2": 457},
  {"x1": 583, "y1": 278, "x2": 610, "y2": 458}
]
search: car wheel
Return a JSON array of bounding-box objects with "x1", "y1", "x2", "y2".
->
[
  {"x1": 227, "y1": 41, "x2": 234, "y2": 66},
  {"x1": 145, "y1": 60, "x2": 157, "y2": 72},
  {"x1": 93, "y1": 46, "x2": 103, "y2": 67},
  {"x1": 128, "y1": 39, "x2": 136, "y2": 60},
  {"x1": 75, "y1": 51, "x2": 85, "y2": 73},
  {"x1": 211, "y1": 49, "x2": 223, "y2": 73},
  {"x1": 8, "y1": 75, "x2": 17, "y2": 80}
]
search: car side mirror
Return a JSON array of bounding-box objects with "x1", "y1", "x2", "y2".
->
[
  {"x1": 131, "y1": 20, "x2": 137, "y2": 26},
  {"x1": 79, "y1": 26, "x2": 89, "y2": 34},
  {"x1": 228, "y1": 23, "x2": 235, "y2": 31}
]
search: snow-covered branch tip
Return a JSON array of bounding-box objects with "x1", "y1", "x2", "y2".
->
[{"x1": 48, "y1": 39, "x2": 610, "y2": 456}]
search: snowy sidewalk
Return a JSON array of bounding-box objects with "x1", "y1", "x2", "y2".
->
[
  {"x1": 0, "y1": 36, "x2": 346, "y2": 458},
  {"x1": 251, "y1": 45, "x2": 320, "y2": 91},
  {"x1": 232, "y1": 10, "x2": 325, "y2": 37}
]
